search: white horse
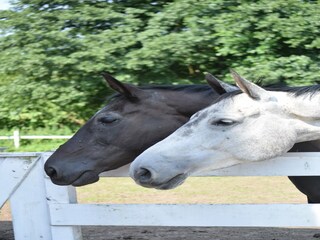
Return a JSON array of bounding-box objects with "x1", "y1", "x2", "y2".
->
[{"x1": 130, "y1": 70, "x2": 320, "y2": 190}]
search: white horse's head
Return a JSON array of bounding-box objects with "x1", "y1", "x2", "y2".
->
[{"x1": 130, "y1": 70, "x2": 320, "y2": 190}]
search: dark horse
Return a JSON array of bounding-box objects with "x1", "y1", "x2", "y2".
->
[{"x1": 45, "y1": 73, "x2": 320, "y2": 203}]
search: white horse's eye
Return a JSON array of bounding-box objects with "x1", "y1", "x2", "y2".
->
[{"x1": 211, "y1": 119, "x2": 236, "y2": 126}]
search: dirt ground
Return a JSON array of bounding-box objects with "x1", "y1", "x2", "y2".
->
[{"x1": 1, "y1": 221, "x2": 320, "y2": 240}]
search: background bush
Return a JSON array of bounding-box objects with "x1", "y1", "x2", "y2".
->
[{"x1": 0, "y1": 0, "x2": 319, "y2": 132}]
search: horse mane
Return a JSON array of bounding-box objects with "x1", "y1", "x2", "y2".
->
[
  {"x1": 210, "y1": 90, "x2": 242, "y2": 104},
  {"x1": 108, "y1": 81, "x2": 320, "y2": 103},
  {"x1": 140, "y1": 84, "x2": 211, "y2": 92},
  {"x1": 271, "y1": 85, "x2": 320, "y2": 98},
  {"x1": 212, "y1": 84, "x2": 320, "y2": 104},
  {"x1": 108, "y1": 84, "x2": 211, "y2": 101}
]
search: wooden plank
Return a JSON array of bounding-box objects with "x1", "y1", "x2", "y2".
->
[
  {"x1": 100, "y1": 164, "x2": 130, "y2": 177},
  {"x1": 204, "y1": 153, "x2": 320, "y2": 176},
  {"x1": 0, "y1": 136, "x2": 72, "y2": 139},
  {"x1": 10, "y1": 158, "x2": 53, "y2": 240},
  {"x1": 49, "y1": 203, "x2": 320, "y2": 227},
  {"x1": 0, "y1": 136, "x2": 13, "y2": 140},
  {"x1": 41, "y1": 153, "x2": 83, "y2": 240},
  {"x1": 100, "y1": 152, "x2": 320, "y2": 177},
  {"x1": 0, "y1": 152, "x2": 40, "y2": 157},
  {"x1": 44, "y1": 180, "x2": 83, "y2": 240},
  {"x1": 51, "y1": 227, "x2": 82, "y2": 240},
  {"x1": 0, "y1": 156, "x2": 39, "y2": 208},
  {"x1": 21, "y1": 136, "x2": 72, "y2": 139}
]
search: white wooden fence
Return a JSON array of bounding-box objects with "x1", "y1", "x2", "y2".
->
[
  {"x1": 0, "y1": 130, "x2": 72, "y2": 148},
  {"x1": 1, "y1": 152, "x2": 320, "y2": 240}
]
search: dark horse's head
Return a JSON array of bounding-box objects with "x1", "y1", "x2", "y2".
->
[{"x1": 44, "y1": 73, "x2": 227, "y2": 186}]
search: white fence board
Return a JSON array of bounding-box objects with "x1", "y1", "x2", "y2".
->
[
  {"x1": 49, "y1": 203, "x2": 320, "y2": 227},
  {"x1": 0, "y1": 129, "x2": 72, "y2": 148},
  {"x1": 9, "y1": 157, "x2": 52, "y2": 240},
  {"x1": 1, "y1": 152, "x2": 320, "y2": 240},
  {"x1": 42, "y1": 154, "x2": 82, "y2": 240},
  {"x1": 100, "y1": 152, "x2": 320, "y2": 177},
  {"x1": 204, "y1": 152, "x2": 320, "y2": 176},
  {"x1": 0, "y1": 152, "x2": 40, "y2": 157},
  {"x1": 0, "y1": 155, "x2": 39, "y2": 208}
]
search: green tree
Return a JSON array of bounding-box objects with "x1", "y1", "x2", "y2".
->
[
  {"x1": 0, "y1": 0, "x2": 173, "y2": 129},
  {"x1": 0, "y1": 0, "x2": 319, "y2": 130},
  {"x1": 127, "y1": 0, "x2": 320, "y2": 84}
]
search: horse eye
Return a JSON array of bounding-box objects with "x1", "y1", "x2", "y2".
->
[
  {"x1": 211, "y1": 119, "x2": 235, "y2": 126},
  {"x1": 99, "y1": 116, "x2": 119, "y2": 124}
]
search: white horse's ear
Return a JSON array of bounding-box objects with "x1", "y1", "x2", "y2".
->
[
  {"x1": 205, "y1": 73, "x2": 238, "y2": 94},
  {"x1": 230, "y1": 69, "x2": 276, "y2": 102}
]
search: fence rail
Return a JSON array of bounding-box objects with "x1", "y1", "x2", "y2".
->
[
  {"x1": 0, "y1": 130, "x2": 72, "y2": 148},
  {"x1": 1, "y1": 152, "x2": 320, "y2": 240}
]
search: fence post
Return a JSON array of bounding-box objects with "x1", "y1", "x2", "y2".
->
[
  {"x1": 42, "y1": 152, "x2": 82, "y2": 240},
  {"x1": 10, "y1": 156, "x2": 53, "y2": 240},
  {"x1": 13, "y1": 130, "x2": 20, "y2": 148}
]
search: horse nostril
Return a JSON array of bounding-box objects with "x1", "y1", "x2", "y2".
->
[
  {"x1": 136, "y1": 168, "x2": 152, "y2": 184},
  {"x1": 46, "y1": 166, "x2": 58, "y2": 179}
]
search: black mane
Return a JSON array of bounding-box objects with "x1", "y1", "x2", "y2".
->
[
  {"x1": 213, "y1": 84, "x2": 320, "y2": 104},
  {"x1": 272, "y1": 85, "x2": 320, "y2": 97},
  {"x1": 108, "y1": 81, "x2": 320, "y2": 103},
  {"x1": 108, "y1": 84, "x2": 211, "y2": 101},
  {"x1": 140, "y1": 84, "x2": 211, "y2": 92}
]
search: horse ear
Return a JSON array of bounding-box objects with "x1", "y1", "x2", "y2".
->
[
  {"x1": 230, "y1": 69, "x2": 276, "y2": 101},
  {"x1": 205, "y1": 73, "x2": 238, "y2": 94},
  {"x1": 101, "y1": 72, "x2": 139, "y2": 101}
]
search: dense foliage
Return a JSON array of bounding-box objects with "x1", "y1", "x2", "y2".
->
[{"x1": 0, "y1": 0, "x2": 319, "y2": 130}]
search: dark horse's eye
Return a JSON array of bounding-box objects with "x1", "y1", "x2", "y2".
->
[
  {"x1": 211, "y1": 119, "x2": 236, "y2": 127},
  {"x1": 99, "y1": 116, "x2": 119, "y2": 124}
]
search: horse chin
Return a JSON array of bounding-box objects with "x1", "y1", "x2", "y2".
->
[
  {"x1": 71, "y1": 171, "x2": 100, "y2": 187},
  {"x1": 153, "y1": 173, "x2": 188, "y2": 190}
]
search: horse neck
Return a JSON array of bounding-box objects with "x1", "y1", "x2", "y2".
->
[
  {"x1": 273, "y1": 91, "x2": 320, "y2": 142},
  {"x1": 157, "y1": 87, "x2": 218, "y2": 118},
  {"x1": 274, "y1": 91, "x2": 320, "y2": 124}
]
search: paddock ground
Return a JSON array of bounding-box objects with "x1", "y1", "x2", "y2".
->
[{"x1": 1, "y1": 221, "x2": 320, "y2": 240}]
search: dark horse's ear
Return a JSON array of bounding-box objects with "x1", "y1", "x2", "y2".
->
[
  {"x1": 205, "y1": 73, "x2": 238, "y2": 94},
  {"x1": 101, "y1": 72, "x2": 139, "y2": 101}
]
